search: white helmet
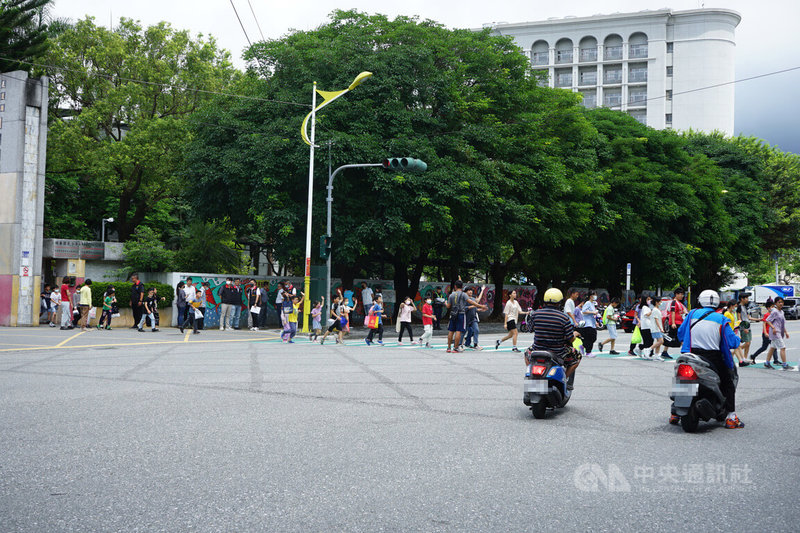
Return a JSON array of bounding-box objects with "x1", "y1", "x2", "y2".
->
[
  {"x1": 698, "y1": 289, "x2": 720, "y2": 308},
  {"x1": 543, "y1": 288, "x2": 563, "y2": 303}
]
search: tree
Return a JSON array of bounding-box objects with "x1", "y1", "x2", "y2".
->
[
  {"x1": 172, "y1": 220, "x2": 248, "y2": 274},
  {"x1": 43, "y1": 17, "x2": 236, "y2": 240},
  {"x1": 186, "y1": 10, "x2": 601, "y2": 306},
  {"x1": 121, "y1": 226, "x2": 176, "y2": 275},
  {"x1": 0, "y1": 0, "x2": 51, "y2": 72}
]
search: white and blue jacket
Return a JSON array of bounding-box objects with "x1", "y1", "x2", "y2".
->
[{"x1": 677, "y1": 307, "x2": 741, "y2": 369}]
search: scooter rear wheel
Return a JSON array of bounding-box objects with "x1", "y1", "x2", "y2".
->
[
  {"x1": 531, "y1": 402, "x2": 547, "y2": 419},
  {"x1": 681, "y1": 408, "x2": 699, "y2": 433}
]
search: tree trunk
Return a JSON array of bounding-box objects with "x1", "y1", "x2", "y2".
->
[
  {"x1": 408, "y1": 253, "x2": 427, "y2": 303},
  {"x1": 490, "y1": 261, "x2": 507, "y2": 319},
  {"x1": 392, "y1": 259, "x2": 409, "y2": 320}
]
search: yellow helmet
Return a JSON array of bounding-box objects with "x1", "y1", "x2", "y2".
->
[{"x1": 543, "y1": 288, "x2": 563, "y2": 303}]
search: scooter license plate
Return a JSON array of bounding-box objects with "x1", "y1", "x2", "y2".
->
[
  {"x1": 671, "y1": 383, "x2": 699, "y2": 396},
  {"x1": 524, "y1": 380, "x2": 549, "y2": 394}
]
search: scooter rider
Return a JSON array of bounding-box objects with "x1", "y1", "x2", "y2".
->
[
  {"x1": 525, "y1": 288, "x2": 582, "y2": 384},
  {"x1": 673, "y1": 289, "x2": 743, "y2": 429}
]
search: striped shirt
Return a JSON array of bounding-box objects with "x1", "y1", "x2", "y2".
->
[{"x1": 530, "y1": 307, "x2": 574, "y2": 355}]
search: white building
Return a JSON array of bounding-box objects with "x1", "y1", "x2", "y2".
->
[{"x1": 485, "y1": 8, "x2": 740, "y2": 134}]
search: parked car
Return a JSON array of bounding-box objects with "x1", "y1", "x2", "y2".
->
[{"x1": 784, "y1": 299, "x2": 800, "y2": 320}]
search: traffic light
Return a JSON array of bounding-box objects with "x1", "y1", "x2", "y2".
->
[
  {"x1": 320, "y1": 234, "x2": 331, "y2": 260},
  {"x1": 381, "y1": 157, "x2": 427, "y2": 173}
]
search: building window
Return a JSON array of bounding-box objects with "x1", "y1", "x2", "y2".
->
[
  {"x1": 579, "y1": 71, "x2": 597, "y2": 86},
  {"x1": 666, "y1": 66, "x2": 673, "y2": 77},
  {"x1": 604, "y1": 68, "x2": 622, "y2": 84},
  {"x1": 532, "y1": 52, "x2": 549, "y2": 65},
  {"x1": 556, "y1": 70, "x2": 573, "y2": 87},
  {"x1": 666, "y1": 90, "x2": 672, "y2": 101},
  {"x1": 629, "y1": 44, "x2": 648, "y2": 58},
  {"x1": 629, "y1": 88, "x2": 647, "y2": 105},
  {"x1": 604, "y1": 46, "x2": 623, "y2": 60},
  {"x1": 604, "y1": 90, "x2": 622, "y2": 107},
  {"x1": 580, "y1": 91, "x2": 597, "y2": 109},
  {"x1": 580, "y1": 48, "x2": 597, "y2": 62},
  {"x1": 666, "y1": 42, "x2": 674, "y2": 53},
  {"x1": 629, "y1": 110, "x2": 647, "y2": 125},
  {"x1": 666, "y1": 113, "x2": 673, "y2": 123},
  {"x1": 556, "y1": 50, "x2": 573, "y2": 64},
  {"x1": 0, "y1": 79, "x2": 5, "y2": 88},
  {"x1": 629, "y1": 65, "x2": 648, "y2": 83}
]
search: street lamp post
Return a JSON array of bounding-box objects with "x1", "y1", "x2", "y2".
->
[
  {"x1": 299, "y1": 72, "x2": 372, "y2": 332},
  {"x1": 101, "y1": 217, "x2": 114, "y2": 242}
]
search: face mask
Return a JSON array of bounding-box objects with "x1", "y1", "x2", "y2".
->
[
  {"x1": 592, "y1": 295, "x2": 597, "y2": 301},
  {"x1": 426, "y1": 299, "x2": 432, "y2": 304},
  {"x1": 226, "y1": 281, "x2": 231, "y2": 285}
]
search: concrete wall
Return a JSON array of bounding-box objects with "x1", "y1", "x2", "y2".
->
[{"x1": 0, "y1": 71, "x2": 48, "y2": 326}]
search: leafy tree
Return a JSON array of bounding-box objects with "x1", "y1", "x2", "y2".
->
[
  {"x1": 43, "y1": 17, "x2": 236, "y2": 240},
  {"x1": 172, "y1": 220, "x2": 248, "y2": 274},
  {"x1": 0, "y1": 0, "x2": 51, "y2": 72},
  {"x1": 121, "y1": 226, "x2": 176, "y2": 275}
]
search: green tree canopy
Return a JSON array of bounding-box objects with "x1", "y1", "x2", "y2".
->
[{"x1": 0, "y1": 0, "x2": 51, "y2": 72}]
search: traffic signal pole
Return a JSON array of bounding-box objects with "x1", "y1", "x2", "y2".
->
[{"x1": 326, "y1": 163, "x2": 382, "y2": 319}]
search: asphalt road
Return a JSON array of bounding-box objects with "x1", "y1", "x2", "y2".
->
[{"x1": 1, "y1": 322, "x2": 799, "y2": 532}]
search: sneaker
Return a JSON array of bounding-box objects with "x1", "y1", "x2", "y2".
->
[
  {"x1": 60, "y1": 326, "x2": 68, "y2": 330},
  {"x1": 633, "y1": 347, "x2": 642, "y2": 357},
  {"x1": 105, "y1": 326, "x2": 112, "y2": 330},
  {"x1": 96, "y1": 325, "x2": 102, "y2": 330},
  {"x1": 152, "y1": 328, "x2": 159, "y2": 332},
  {"x1": 739, "y1": 361, "x2": 750, "y2": 367},
  {"x1": 512, "y1": 347, "x2": 521, "y2": 353},
  {"x1": 456, "y1": 346, "x2": 465, "y2": 352},
  {"x1": 288, "y1": 340, "x2": 295, "y2": 344},
  {"x1": 377, "y1": 341, "x2": 384, "y2": 346},
  {"x1": 610, "y1": 350, "x2": 620, "y2": 355},
  {"x1": 474, "y1": 345, "x2": 483, "y2": 351},
  {"x1": 783, "y1": 363, "x2": 794, "y2": 370},
  {"x1": 669, "y1": 414, "x2": 680, "y2": 425},
  {"x1": 425, "y1": 343, "x2": 431, "y2": 348},
  {"x1": 320, "y1": 339, "x2": 325, "y2": 345},
  {"x1": 764, "y1": 362, "x2": 774, "y2": 369},
  {"x1": 179, "y1": 326, "x2": 184, "y2": 333},
  {"x1": 193, "y1": 331, "x2": 200, "y2": 334},
  {"x1": 495, "y1": 340, "x2": 500, "y2": 350},
  {"x1": 586, "y1": 352, "x2": 596, "y2": 358},
  {"x1": 365, "y1": 339, "x2": 372, "y2": 346},
  {"x1": 446, "y1": 349, "x2": 453, "y2": 353},
  {"x1": 397, "y1": 341, "x2": 403, "y2": 345},
  {"x1": 138, "y1": 328, "x2": 144, "y2": 332},
  {"x1": 661, "y1": 353, "x2": 673, "y2": 360},
  {"x1": 220, "y1": 327, "x2": 224, "y2": 331},
  {"x1": 725, "y1": 416, "x2": 745, "y2": 429}
]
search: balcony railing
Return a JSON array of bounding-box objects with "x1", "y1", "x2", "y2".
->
[
  {"x1": 532, "y1": 52, "x2": 549, "y2": 65},
  {"x1": 629, "y1": 44, "x2": 648, "y2": 58},
  {"x1": 556, "y1": 50, "x2": 573, "y2": 64},
  {"x1": 628, "y1": 93, "x2": 647, "y2": 105},
  {"x1": 604, "y1": 71, "x2": 622, "y2": 84},
  {"x1": 604, "y1": 94, "x2": 622, "y2": 107},
  {"x1": 579, "y1": 48, "x2": 597, "y2": 62},
  {"x1": 579, "y1": 73, "x2": 597, "y2": 86},
  {"x1": 556, "y1": 74, "x2": 573, "y2": 87},
  {"x1": 582, "y1": 97, "x2": 597, "y2": 109},
  {"x1": 629, "y1": 69, "x2": 648, "y2": 82},
  {"x1": 604, "y1": 46, "x2": 622, "y2": 60}
]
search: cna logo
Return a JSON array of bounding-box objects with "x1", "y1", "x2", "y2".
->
[{"x1": 573, "y1": 463, "x2": 631, "y2": 492}]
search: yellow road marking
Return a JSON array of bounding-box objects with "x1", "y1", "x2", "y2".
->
[
  {"x1": 0, "y1": 335, "x2": 283, "y2": 353},
  {"x1": 183, "y1": 331, "x2": 191, "y2": 342},
  {"x1": 55, "y1": 331, "x2": 86, "y2": 348}
]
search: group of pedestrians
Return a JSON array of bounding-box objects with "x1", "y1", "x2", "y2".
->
[{"x1": 44, "y1": 276, "x2": 95, "y2": 331}]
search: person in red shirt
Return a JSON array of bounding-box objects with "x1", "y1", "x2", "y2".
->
[
  {"x1": 59, "y1": 277, "x2": 73, "y2": 330},
  {"x1": 661, "y1": 287, "x2": 687, "y2": 359},
  {"x1": 419, "y1": 296, "x2": 435, "y2": 348}
]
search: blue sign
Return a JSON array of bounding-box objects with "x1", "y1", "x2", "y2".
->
[{"x1": 765, "y1": 285, "x2": 794, "y2": 297}]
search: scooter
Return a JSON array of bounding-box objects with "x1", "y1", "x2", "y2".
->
[
  {"x1": 523, "y1": 350, "x2": 574, "y2": 419},
  {"x1": 669, "y1": 353, "x2": 738, "y2": 432}
]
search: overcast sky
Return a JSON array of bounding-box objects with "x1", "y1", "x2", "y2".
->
[{"x1": 51, "y1": 0, "x2": 799, "y2": 153}]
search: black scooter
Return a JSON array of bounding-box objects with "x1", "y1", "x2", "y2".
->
[{"x1": 669, "y1": 353, "x2": 738, "y2": 432}]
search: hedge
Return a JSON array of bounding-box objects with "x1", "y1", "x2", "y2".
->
[{"x1": 89, "y1": 282, "x2": 175, "y2": 309}]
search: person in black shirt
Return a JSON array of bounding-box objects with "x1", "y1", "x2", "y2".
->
[
  {"x1": 527, "y1": 288, "x2": 581, "y2": 381},
  {"x1": 130, "y1": 274, "x2": 145, "y2": 329}
]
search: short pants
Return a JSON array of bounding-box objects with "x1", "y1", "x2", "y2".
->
[
  {"x1": 652, "y1": 331, "x2": 663, "y2": 339},
  {"x1": 506, "y1": 319, "x2": 517, "y2": 331},
  {"x1": 327, "y1": 320, "x2": 342, "y2": 333},
  {"x1": 606, "y1": 323, "x2": 617, "y2": 339},
  {"x1": 770, "y1": 338, "x2": 786, "y2": 350},
  {"x1": 740, "y1": 329, "x2": 752, "y2": 343},
  {"x1": 448, "y1": 313, "x2": 466, "y2": 333}
]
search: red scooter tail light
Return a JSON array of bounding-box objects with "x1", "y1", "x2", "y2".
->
[
  {"x1": 531, "y1": 365, "x2": 547, "y2": 376},
  {"x1": 677, "y1": 364, "x2": 698, "y2": 380}
]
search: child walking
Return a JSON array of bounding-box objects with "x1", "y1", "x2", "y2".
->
[
  {"x1": 365, "y1": 295, "x2": 387, "y2": 346},
  {"x1": 137, "y1": 288, "x2": 159, "y2": 332},
  {"x1": 310, "y1": 296, "x2": 324, "y2": 342},
  {"x1": 97, "y1": 287, "x2": 116, "y2": 330},
  {"x1": 283, "y1": 293, "x2": 304, "y2": 343},
  {"x1": 397, "y1": 296, "x2": 415, "y2": 344},
  {"x1": 420, "y1": 296, "x2": 435, "y2": 348}
]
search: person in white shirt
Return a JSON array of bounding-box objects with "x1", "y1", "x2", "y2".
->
[
  {"x1": 397, "y1": 296, "x2": 416, "y2": 344},
  {"x1": 636, "y1": 296, "x2": 654, "y2": 357},
  {"x1": 495, "y1": 290, "x2": 529, "y2": 352},
  {"x1": 649, "y1": 302, "x2": 665, "y2": 358},
  {"x1": 563, "y1": 289, "x2": 579, "y2": 326},
  {"x1": 180, "y1": 278, "x2": 199, "y2": 334}
]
